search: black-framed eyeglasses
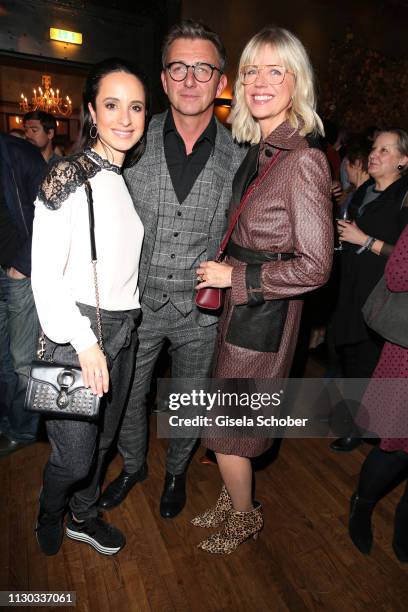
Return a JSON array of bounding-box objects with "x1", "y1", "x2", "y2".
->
[{"x1": 166, "y1": 61, "x2": 223, "y2": 83}]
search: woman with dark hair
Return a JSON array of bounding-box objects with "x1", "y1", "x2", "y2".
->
[
  {"x1": 331, "y1": 129, "x2": 408, "y2": 451},
  {"x1": 330, "y1": 134, "x2": 371, "y2": 219},
  {"x1": 31, "y1": 58, "x2": 148, "y2": 556}
]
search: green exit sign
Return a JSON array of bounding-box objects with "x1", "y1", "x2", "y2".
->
[{"x1": 50, "y1": 28, "x2": 83, "y2": 45}]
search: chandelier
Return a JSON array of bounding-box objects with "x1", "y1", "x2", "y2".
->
[{"x1": 20, "y1": 75, "x2": 72, "y2": 117}]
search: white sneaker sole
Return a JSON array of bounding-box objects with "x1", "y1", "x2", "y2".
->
[{"x1": 65, "y1": 527, "x2": 123, "y2": 555}]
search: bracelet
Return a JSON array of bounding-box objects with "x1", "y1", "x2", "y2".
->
[
  {"x1": 356, "y1": 236, "x2": 376, "y2": 255},
  {"x1": 368, "y1": 238, "x2": 381, "y2": 255}
]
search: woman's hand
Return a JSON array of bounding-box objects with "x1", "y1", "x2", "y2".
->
[
  {"x1": 78, "y1": 343, "x2": 109, "y2": 397},
  {"x1": 331, "y1": 180, "x2": 343, "y2": 203},
  {"x1": 195, "y1": 261, "x2": 233, "y2": 289},
  {"x1": 337, "y1": 220, "x2": 368, "y2": 246}
]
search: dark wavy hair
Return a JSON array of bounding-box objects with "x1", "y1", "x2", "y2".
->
[
  {"x1": 346, "y1": 134, "x2": 372, "y2": 173},
  {"x1": 81, "y1": 57, "x2": 149, "y2": 168},
  {"x1": 23, "y1": 110, "x2": 57, "y2": 134}
]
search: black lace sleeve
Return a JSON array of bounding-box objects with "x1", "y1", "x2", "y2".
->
[{"x1": 37, "y1": 152, "x2": 101, "y2": 210}]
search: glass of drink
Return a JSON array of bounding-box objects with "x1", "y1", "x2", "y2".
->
[{"x1": 334, "y1": 207, "x2": 350, "y2": 251}]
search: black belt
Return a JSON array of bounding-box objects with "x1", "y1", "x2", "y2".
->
[{"x1": 226, "y1": 241, "x2": 297, "y2": 264}]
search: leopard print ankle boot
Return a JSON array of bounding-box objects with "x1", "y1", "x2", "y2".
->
[
  {"x1": 197, "y1": 502, "x2": 263, "y2": 554},
  {"x1": 191, "y1": 485, "x2": 233, "y2": 528}
]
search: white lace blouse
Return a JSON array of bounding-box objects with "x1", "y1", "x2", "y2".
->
[{"x1": 31, "y1": 149, "x2": 144, "y2": 353}]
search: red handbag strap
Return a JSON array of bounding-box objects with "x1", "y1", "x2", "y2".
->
[{"x1": 215, "y1": 149, "x2": 282, "y2": 261}]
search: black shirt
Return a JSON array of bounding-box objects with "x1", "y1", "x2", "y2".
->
[
  {"x1": 0, "y1": 173, "x2": 22, "y2": 267},
  {"x1": 163, "y1": 110, "x2": 216, "y2": 204}
]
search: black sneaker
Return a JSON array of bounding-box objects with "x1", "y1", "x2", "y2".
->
[
  {"x1": 66, "y1": 516, "x2": 125, "y2": 555},
  {"x1": 35, "y1": 511, "x2": 64, "y2": 556}
]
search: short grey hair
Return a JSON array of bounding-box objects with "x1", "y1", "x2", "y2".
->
[
  {"x1": 161, "y1": 20, "x2": 226, "y2": 72},
  {"x1": 377, "y1": 129, "x2": 408, "y2": 175},
  {"x1": 380, "y1": 128, "x2": 408, "y2": 155}
]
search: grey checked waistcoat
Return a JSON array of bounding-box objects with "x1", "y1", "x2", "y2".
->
[
  {"x1": 124, "y1": 112, "x2": 247, "y2": 327},
  {"x1": 143, "y1": 146, "x2": 216, "y2": 315}
]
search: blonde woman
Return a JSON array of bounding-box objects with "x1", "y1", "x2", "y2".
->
[{"x1": 193, "y1": 26, "x2": 333, "y2": 554}]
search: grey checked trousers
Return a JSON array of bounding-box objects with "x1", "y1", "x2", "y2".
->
[{"x1": 118, "y1": 301, "x2": 217, "y2": 475}]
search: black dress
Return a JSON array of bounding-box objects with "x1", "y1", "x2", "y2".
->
[{"x1": 332, "y1": 174, "x2": 408, "y2": 375}]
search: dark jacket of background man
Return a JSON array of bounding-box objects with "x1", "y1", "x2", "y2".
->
[
  {"x1": 0, "y1": 133, "x2": 46, "y2": 455},
  {"x1": 0, "y1": 133, "x2": 47, "y2": 276}
]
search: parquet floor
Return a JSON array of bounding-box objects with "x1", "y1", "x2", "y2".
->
[{"x1": 1, "y1": 426, "x2": 408, "y2": 611}]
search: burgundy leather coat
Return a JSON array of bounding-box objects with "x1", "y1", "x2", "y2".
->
[{"x1": 206, "y1": 121, "x2": 333, "y2": 457}]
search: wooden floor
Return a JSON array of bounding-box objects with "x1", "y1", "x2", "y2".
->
[{"x1": 1, "y1": 425, "x2": 408, "y2": 612}]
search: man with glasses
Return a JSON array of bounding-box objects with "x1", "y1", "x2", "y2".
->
[{"x1": 99, "y1": 20, "x2": 245, "y2": 518}]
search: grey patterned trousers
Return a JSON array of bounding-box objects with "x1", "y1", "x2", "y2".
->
[
  {"x1": 40, "y1": 304, "x2": 141, "y2": 520},
  {"x1": 118, "y1": 301, "x2": 217, "y2": 475}
]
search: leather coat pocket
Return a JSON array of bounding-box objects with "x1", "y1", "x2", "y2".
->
[{"x1": 225, "y1": 299, "x2": 289, "y2": 353}]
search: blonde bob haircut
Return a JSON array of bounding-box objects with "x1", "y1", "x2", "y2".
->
[{"x1": 232, "y1": 26, "x2": 324, "y2": 144}]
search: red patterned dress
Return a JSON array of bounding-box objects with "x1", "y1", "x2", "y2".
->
[{"x1": 360, "y1": 224, "x2": 408, "y2": 452}]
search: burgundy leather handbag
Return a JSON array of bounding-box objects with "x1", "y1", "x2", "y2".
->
[
  {"x1": 195, "y1": 150, "x2": 282, "y2": 311},
  {"x1": 195, "y1": 285, "x2": 224, "y2": 310}
]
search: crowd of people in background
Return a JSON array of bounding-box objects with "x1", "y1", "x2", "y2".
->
[{"x1": 1, "y1": 19, "x2": 408, "y2": 563}]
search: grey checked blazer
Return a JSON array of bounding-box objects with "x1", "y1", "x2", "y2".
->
[{"x1": 124, "y1": 111, "x2": 246, "y2": 326}]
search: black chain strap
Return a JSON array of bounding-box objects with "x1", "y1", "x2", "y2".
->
[{"x1": 37, "y1": 168, "x2": 104, "y2": 360}]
